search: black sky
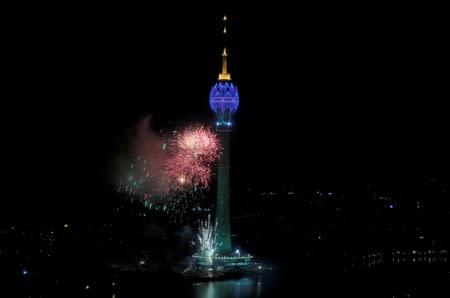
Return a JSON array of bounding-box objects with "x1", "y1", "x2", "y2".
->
[{"x1": 5, "y1": 3, "x2": 449, "y2": 220}]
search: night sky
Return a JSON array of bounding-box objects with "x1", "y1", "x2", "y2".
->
[{"x1": 6, "y1": 3, "x2": 448, "y2": 220}]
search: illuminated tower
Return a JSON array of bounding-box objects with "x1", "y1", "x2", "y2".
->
[{"x1": 209, "y1": 15, "x2": 239, "y2": 254}]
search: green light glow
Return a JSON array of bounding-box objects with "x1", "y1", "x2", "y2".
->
[{"x1": 215, "y1": 132, "x2": 231, "y2": 253}]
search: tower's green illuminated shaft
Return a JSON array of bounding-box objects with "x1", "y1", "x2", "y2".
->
[{"x1": 215, "y1": 131, "x2": 231, "y2": 253}]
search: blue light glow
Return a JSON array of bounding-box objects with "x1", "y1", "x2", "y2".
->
[
  {"x1": 389, "y1": 204, "x2": 395, "y2": 209},
  {"x1": 22, "y1": 269, "x2": 29, "y2": 276},
  {"x1": 210, "y1": 81, "x2": 239, "y2": 123}
]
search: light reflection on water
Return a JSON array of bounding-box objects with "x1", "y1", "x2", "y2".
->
[{"x1": 191, "y1": 276, "x2": 267, "y2": 298}]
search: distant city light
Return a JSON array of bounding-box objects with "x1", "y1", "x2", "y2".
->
[
  {"x1": 63, "y1": 224, "x2": 69, "y2": 228},
  {"x1": 235, "y1": 249, "x2": 240, "y2": 254},
  {"x1": 22, "y1": 269, "x2": 29, "y2": 276},
  {"x1": 389, "y1": 204, "x2": 394, "y2": 209},
  {"x1": 258, "y1": 265, "x2": 262, "y2": 270},
  {"x1": 85, "y1": 285, "x2": 90, "y2": 290}
]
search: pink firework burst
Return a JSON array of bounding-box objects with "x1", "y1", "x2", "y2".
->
[{"x1": 164, "y1": 126, "x2": 221, "y2": 192}]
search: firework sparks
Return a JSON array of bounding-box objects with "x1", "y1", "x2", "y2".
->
[
  {"x1": 196, "y1": 214, "x2": 217, "y2": 263},
  {"x1": 164, "y1": 126, "x2": 221, "y2": 192},
  {"x1": 117, "y1": 156, "x2": 157, "y2": 201}
]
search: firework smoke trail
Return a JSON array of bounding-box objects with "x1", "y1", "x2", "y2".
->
[
  {"x1": 116, "y1": 116, "x2": 168, "y2": 201},
  {"x1": 164, "y1": 126, "x2": 221, "y2": 192},
  {"x1": 196, "y1": 214, "x2": 217, "y2": 263}
]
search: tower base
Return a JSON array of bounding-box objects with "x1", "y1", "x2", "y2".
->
[{"x1": 192, "y1": 254, "x2": 253, "y2": 269}]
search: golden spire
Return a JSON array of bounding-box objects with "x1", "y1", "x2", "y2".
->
[{"x1": 218, "y1": 14, "x2": 231, "y2": 81}]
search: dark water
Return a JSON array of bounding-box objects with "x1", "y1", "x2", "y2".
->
[
  {"x1": 189, "y1": 264, "x2": 450, "y2": 298},
  {"x1": 191, "y1": 275, "x2": 275, "y2": 298}
]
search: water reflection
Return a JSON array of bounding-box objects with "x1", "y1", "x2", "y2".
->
[{"x1": 192, "y1": 277, "x2": 265, "y2": 298}]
